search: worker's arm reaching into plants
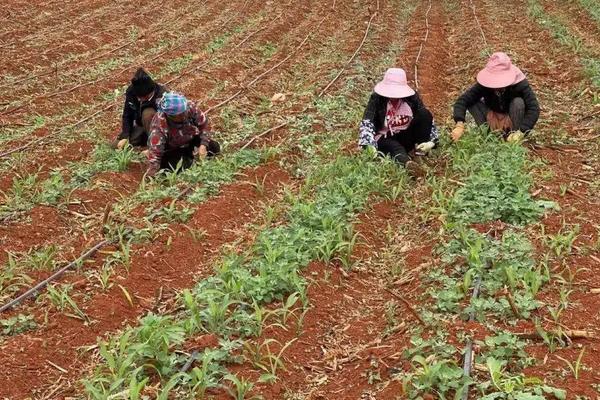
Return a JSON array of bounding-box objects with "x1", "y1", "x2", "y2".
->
[{"x1": 451, "y1": 52, "x2": 540, "y2": 142}]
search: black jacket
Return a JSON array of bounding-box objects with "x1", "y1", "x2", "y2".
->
[
  {"x1": 358, "y1": 92, "x2": 438, "y2": 148},
  {"x1": 363, "y1": 92, "x2": 426, "y2": 132},
  {"x1": 118, "y1": 83, "x2": 167, "y2": 139},
  {"x1": 453, "y1": 80, "x2": 540, "y2": 132}
]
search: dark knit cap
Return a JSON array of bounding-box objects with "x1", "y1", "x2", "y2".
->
[{"x1": 131, "y1": 68, "x2": 156, "y2": 97}]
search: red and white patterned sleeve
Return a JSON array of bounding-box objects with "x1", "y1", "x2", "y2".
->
[
  {"x1": 189, "y1": 102, "x2": 210, "y2": 147},
  {"x1": 146, "y1": 114, "x2": 168, "y2": 176}
]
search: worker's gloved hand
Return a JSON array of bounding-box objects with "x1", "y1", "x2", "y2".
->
[
  {"x1": 451, "y1": 122, "x2": 465, "y2": 142},
  {"x1": 196, "y1": 144, "x2": 208, "y2": 160},
  {"x1": 415, "y1": 141, "x2": 435, "y2": 154},
  {"x1": 116, "y1": 138, "x2": 129, "y2": 150},
  {"x1": 507, "y1": 131, "x2": 525, "y2": 143}
]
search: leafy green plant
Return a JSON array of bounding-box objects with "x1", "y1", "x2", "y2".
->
[
  {"x1": 0, "y1": 254, "x2": 33, "y2": 303},
  {"x1": 478, "y1": 357, "x2": 566, "y2": 399},
  {"x1": 403, "y1": 354, "x2": 468, "y2": 399},
  {"x1": 184, "y1": 226, "x2": 207, "y2": 242},
  {"x1": 95, "y1": 265, "x2": 114, "y2": 291},
  {"x1": 113, "y1": 144, "x2": 137, "y2": 172},
  {"x1": 0, "y1": 314, "x2": 37, "y2": 336},
  {"x1": 447, "y1": 133, "x2": 552, "y2": 225},
  {"x1": 160, "y1": 53, "x2": 193, "y2": 76}
]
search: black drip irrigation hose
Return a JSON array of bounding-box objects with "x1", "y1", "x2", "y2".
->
[
  {"x1": 0, "y1": 239, "x2": 111, "y2": 313},
  {"x1": 461, "y1": 275, "x2": 482, "y2": 400}
]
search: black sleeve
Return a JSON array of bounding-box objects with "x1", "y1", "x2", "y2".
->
[
  {"x1": 362, "y1": 92, "x2": 380, "y2": 123},
  {"x1": 453, "y1": 83, "x2": 485, "y2": 123},
  {"x1": 358, "y1": 92, "x2": 382, "y2": 147},
  {"x1": 119, "y1": 88, "x2": 136, "y2": 140},
  {"x1": 517, "y1": 80, "x2": 540, "y2": 133}
]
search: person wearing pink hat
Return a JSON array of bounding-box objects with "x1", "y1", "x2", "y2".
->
[
  {"x1": 451, "y1": 52, "x2": 539, "y2": 142},
  {"x1": 358, "y1": 68, "x2": 439, "y2": 176}
]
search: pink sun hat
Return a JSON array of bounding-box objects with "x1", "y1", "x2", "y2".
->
[
  {"x1": 374, "y1": 68, "x2": 416, "y2": 98},
  {"x1": 477, "y1": 52, "x2": 526, "y2": 89}
]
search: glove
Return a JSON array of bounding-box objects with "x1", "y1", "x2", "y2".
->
[
  {"x1": 507, "y1": 131, "x2": 525, "y2": 143},
  {"x1": 451, "y1": 122, "x2": 465, "y2": 142},
  {"x1": 415, "y1": 141, "x2": 435, "y2": 154},
  {"x1": 196, "y1": 144, "x2": 208, "y2": 160},
  {"x1": 116, "y1": 138, "x2": 128, "y2": 150}
]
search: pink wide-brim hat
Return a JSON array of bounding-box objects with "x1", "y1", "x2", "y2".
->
[
  {"x1": 374, "y1": 68, "x2": 415, "y2": 98},
  {"x1": 477, "y1": 52, "x2": 526, "y2": 88}
]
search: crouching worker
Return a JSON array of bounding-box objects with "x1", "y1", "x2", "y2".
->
[
  {"x1": 451, "y1": 52, "x2": 540, "y2": 142},
  {"x1": 358, "y1": 68, "x2": 439, "y2": 176},
  {"x1": 146, "y1": 92, "x2": 220, "y2": 177},
  {"x1": 113, "y1": 68, "x2": 166, "y2": 150}
]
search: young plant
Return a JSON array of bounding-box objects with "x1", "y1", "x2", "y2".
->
[
  {"x1": 556, "y1": 347, "x2": 586, "y2": 380},
  {"x1": 45, "y1": 284, "x2": 88, "y2": 321},
  {"x1": 242, "y1": 338, "x2": 296, "y2": 383},
  {"x1": 546, "y1": 224, "x2": 579, "y2": 257},
  {"x1": 224, "y1": 374, "x2": 256, "y2": 400}
]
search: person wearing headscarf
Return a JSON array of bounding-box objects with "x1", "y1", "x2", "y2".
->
[
  {"x1": 146, "y1": 92, "x2": 220, "y2": 176},
  {"x1": 358, "y1": 68, "x2": 439, "y2": 176},
  {"x1": 113, "y1": 68, "x2": 167, "y2": 150},
  {"x1": 451, "y1": 52, "x2": 540, "y2": 142}
]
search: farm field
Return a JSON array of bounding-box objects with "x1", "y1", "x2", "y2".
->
[{"x1": 0, "y1": 0, "x2": 598, "y2": 399}]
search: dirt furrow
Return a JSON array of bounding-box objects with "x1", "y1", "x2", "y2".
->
[
  {"x1": 0, "y1": 0, "x2": 267, "y2": 186},
  {"x1": 451, "y1": 0, "x2": 600, "y2": 396},
  {"x1": 0, "y1": 0, "x2": 169, "y2": 68},
  {"x1": 201, "y1": 0, "x2": 456, "y2": 398},
  {"x1": 0, "y1": 0, "x2": 380, "y2": 396},
  {"x1": 0, "y1": 0, "x2": 322, "y2": 258},
  {"x1": 0, "y1": 0, "x2": 233, "y2": 116},
  {"x1": 0, "y1": 162, "x2": 293, "y2": 399},
  {"x1": 538, "y1": 0, "x2": 600, "y2": 51}
]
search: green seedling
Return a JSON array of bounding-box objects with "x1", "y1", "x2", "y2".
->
[
  {"x1": 45, "y1": 284, "x2": 88, "y2": 321},
  {"x1": 113, "y1": 144, "x2": 136, "y2": 172},
  {"x1": 556, "y1": 347, "x2": 586, "y2": 380},
  {"x1": 128, "y1": 374, "x2": 149, "y2": 400},
  {"x1": 249, "y1": 175, "x2": 268, "y2": 196},
  {"x1": 243, "y1": 338, "x2": 296, "y2": 384},
  {"x1": 558, "y1": 288, "x2": 573, "y2": 310},
  {"x1": 403, "y1": 354, "x2": 466, "y2": 398},
  {"x1": 546, "y1": 224, "x2": 580, "y2": 257},
  {"x1": 157, "y1": 372, "x2": 186, "y2": 400},
  {"x1": 188, "y1": 352, "x2": 218, "y2": 397},
  {"x1": 30, "y1": 245, "x2": 59, "y2": 270},
  {"x1": 184, "y1": 226, "x2": 207, "y2": 242},
  {"x1": 547, "y1": 304, "x2": 564, "y2": 324},
  {"x1": 224, "y1": 374, "x2": 256, "y2": 400},
  {"x1": 277, "y1": 291, "x2": 302, "y2": 326},
  {"x1": 95, "y1": 265, "x2": 114, "y2": 291},
  {"x1": 483, "y1": 357, "x2": 566, "y2": 398}
]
